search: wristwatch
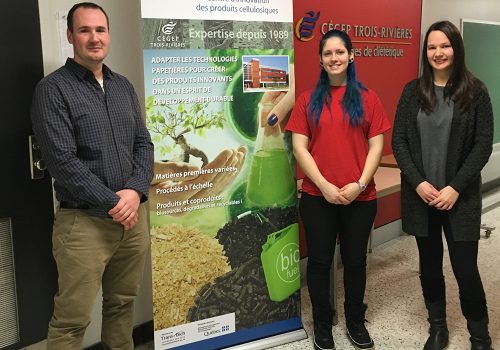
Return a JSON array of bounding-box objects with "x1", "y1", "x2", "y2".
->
[{"x1": 356, "y1": 181, "x2": 367, "y2": 192}]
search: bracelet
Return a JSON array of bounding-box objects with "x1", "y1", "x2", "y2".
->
[{"x1": 356, "y1": 181, "x2": 367, "y2": 192}]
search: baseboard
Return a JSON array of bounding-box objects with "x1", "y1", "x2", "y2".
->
[
  {"x1": 371, "y1": 219, "x2": 404, "y2": 248},
  {"x1": 481, "y1": 142, "x2": 500, "y2": 185},
  {"x1": 482, "y1": 183, "x2": 500, "y2": 214},
  {"x1": 84, "y1": 321, "x2": 153, "y2": 350}
]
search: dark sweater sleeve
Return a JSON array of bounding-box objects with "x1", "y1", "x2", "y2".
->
[
  {"x1": 392, "y1": 81, "x2": 426, "y2": 189},
  {"x1": 449, "y1": 87, "x2": 494, "y2": 193}
]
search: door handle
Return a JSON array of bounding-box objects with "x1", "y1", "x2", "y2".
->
[
  {"x1": 29, "y1": 135, "x2": 45, "y2": 179},
  {"x1": 34, "y1": 159, "x2": 47, "y2": 171}
]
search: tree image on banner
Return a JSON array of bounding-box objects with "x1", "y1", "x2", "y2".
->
[{"x1": 146, "y1": 96, "x2": 224, "y2": 165}]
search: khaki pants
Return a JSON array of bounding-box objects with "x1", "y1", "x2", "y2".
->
[{"x1": 46, "y1": 204, "x2": 149, "y2": 350}]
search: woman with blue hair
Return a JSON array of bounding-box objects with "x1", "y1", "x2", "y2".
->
[{"x1": 286, "y1": 29, "x2": 390, "y2": 350}]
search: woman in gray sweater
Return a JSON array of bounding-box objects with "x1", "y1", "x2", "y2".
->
[{"x1": 392, "y1": 20, "x2": 493, "y2": 350}]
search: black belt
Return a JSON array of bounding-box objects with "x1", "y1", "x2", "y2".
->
[{"x1": 59, "y1": 201, "x2": 89, "y2": 209}]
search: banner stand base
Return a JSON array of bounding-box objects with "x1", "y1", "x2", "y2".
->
[{"x1": 223, "y1": 328, "x2": 308, "y2": 350}]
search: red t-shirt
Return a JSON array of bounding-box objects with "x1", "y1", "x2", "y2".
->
[{"x1": 285, "y1": 86, "x2": 391, "y2": 201}]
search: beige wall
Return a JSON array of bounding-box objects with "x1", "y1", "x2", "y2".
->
[
  {"x1": 421, "y1": 0, "x2": 500, "y2": 34},
  {"x1": 38, "y1": 0, "x2": 145, "y2": 106}
]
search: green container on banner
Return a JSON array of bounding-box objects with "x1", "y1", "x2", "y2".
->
[
  {"x1": 261, "y1": 223, "x2": 300, "y2": 302},
  {"x1": 246, "y1": 102, "x2": 296, "y2": 208}
]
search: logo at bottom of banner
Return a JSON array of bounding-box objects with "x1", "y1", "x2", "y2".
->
[{"x1": 154, "y1": 313, "x2": 235, "y2": 349}]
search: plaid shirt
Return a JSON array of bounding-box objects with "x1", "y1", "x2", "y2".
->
[{"x1": 31, "y1": 58, "x2": 153, "y2": 217}]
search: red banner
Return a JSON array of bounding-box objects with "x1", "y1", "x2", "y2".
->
[{"x1": 293, "y1": 0, "x2": 423, "y2": 154}]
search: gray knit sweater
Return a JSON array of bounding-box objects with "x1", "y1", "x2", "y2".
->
[{"x1": 392, "y1": 79, "x2": 493, "y2": 241}]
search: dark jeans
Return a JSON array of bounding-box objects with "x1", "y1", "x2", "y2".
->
[
  {"x1": 300, "y1": 193, "x2": 377, "y2": 324},
  {"x1": 416, "y1": 207, "x2": 487, "y2": 321}
]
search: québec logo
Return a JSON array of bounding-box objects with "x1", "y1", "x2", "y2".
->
[
  {"x1": 161, "y1": 21, "x2": 177, "y2": 35},
  {"x1": 295, "y1": 10, "x2": 321, "y2": 41},
  {"x1": 221, "y1": 325, "x2": 230, "y2": 332}
]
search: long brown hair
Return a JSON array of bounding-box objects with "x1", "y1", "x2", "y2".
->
[{"x1": 417, "y1": 20, "x2": 483, "y2": 113}]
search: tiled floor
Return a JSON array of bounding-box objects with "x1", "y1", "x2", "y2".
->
[
  {"x1": 26, "y1": 194, "x2": 500, "y2": 350},
  {"x1": 137, "y1": 199, "x2": 500, "y2": 350}
]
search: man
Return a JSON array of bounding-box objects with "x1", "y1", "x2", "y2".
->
[{"x1": 31, "y1": 3, "x2": 154, "y2": 349}]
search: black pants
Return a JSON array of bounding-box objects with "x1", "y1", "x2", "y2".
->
[
  {"x1": 300, "y1": 193, "x2": 377, "y2": 324},
  {"x1": 416, "y1": 208, "x2": 487, "y2": 321}
]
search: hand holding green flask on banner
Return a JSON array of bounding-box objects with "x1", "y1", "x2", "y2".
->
[{"x1": 246, "y1": 93, "x2": 296, "y2": 208}]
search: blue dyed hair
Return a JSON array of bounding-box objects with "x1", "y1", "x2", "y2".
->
[{"x1": 308, "y1": 29, "x2": 366, "y2": 127}]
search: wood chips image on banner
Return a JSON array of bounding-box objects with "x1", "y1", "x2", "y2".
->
[{"x1": 150, "y1": 224, "x2": 230, "y2": 329}]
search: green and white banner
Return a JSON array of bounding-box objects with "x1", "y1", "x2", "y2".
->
[{"x1": 141, "y1": 1, "x2": 303, "y2": 349}]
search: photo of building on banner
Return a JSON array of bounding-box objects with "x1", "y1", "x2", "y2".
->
[{"x1": 141, "y1": 1, "x2": 302, "y2": 349}]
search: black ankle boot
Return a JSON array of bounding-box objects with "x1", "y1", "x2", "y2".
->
[
  {"x1": 345, "y1": 303, "x2": 374, "y2": 350},
  {"x1": 313, "y1": 320, "x2": 335, "y2": 350},
  {"x1": 467, "y1": 316, "x2": 492, "y2": 350},
  {"x1": 346, "y1": 321, "x2": 374, "y2": 350},
  {"x1": 424, "y1": 300, "x2": 449, "y2": 350}
]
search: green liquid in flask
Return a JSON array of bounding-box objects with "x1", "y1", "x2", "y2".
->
[{"x1": 246, "y1": 148, "x2": 295, "y2": 208}]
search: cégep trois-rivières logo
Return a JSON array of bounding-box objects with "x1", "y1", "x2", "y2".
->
[
  {"x1": 161, "y1": 21, "x2": 177, "y2": 35},
  {"x1": 295, "y1": 10, "x2": 321, "y2": 41}
]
